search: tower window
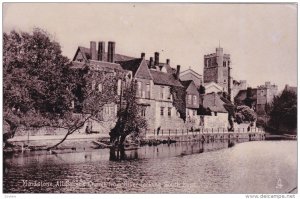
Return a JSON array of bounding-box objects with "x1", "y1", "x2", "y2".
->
[{"x1": 223, "y1": 61, "x2": 226, "y2": 67}]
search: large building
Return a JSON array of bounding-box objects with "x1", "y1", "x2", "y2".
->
[
  {"x1": 72, "y1": 41, "x2": 188, "y2": 133},
  {"x1": 203, "y1": 47, "x2": 231, "y2": 95}
]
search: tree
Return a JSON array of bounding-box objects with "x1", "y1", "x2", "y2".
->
[
  {"x1": 3, "y1": 28, "x2": 75, "y2": 141},
  {"x1": 268, "y1": 89, "x2": 297, "y2": 133},
  {"x1": 109, "y1": 82, "x2": 147, "y2": 148},
  {"x1": 235, "y1": 105, "x2": 257, "y2": 124}
]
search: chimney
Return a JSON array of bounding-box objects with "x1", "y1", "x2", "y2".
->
[
  {"x1": 149, "y1": 57, "x2": 153, "y2": 68},
  {"x1": 166, "y1": 59, "x2": 170, "y2": 65},
  {"x1": 90, "y1": 41, "x2": 97, "y2": 60},
  {"x1": 141, "y1": 52, "x2": 145, "y2": 59},
  {"x1": 176, "y1": 65, "x2": 181, "y2": 79},
  {"x1": 97, "y1": 41, "x2": 105, "y2": 61},
  {"x1": 154, "y1": 52, "x2": 159, "y2": 66},
  {"x1": 107, "y1": 41, "x2": 115, "y2": 63}
]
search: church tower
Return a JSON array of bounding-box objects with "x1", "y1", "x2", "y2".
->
[{"x1": 203, "y1": 47, "x2": 231, "y2": 95}]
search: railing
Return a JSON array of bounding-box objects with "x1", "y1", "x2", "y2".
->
[{"x1": 144, "y1": 127, "x2": 265, "y2": 137}]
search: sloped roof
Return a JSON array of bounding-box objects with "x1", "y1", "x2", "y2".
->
[
  {"x1": 150, "y1": 70, "x2": 183, "y2": 87},
  {"x1": 203, "y1": 93, "x2": 228, "y2": 113},
  {"x1": 180, "y1": 80, "x2": 193, "y2": 89},
  {"x1": 234, "y1": 89, "x2": 257, "y2": 102},
  {"x1": 117, "y1": 58, "x2": 143, "y2": 76},
  {"x1": 71, "y1": 60, "x2": 125, "y2": 72},
  {"x1": 73, "y1": 46, "x2": 136, "y2": 62},
  {"x1": 180, "y1": 68, "x2": 202, "y2": 78}
]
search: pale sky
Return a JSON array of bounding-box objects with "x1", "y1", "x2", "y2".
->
[{"x1": 3, "y1": 3, "x2": 297, "y2": 91}]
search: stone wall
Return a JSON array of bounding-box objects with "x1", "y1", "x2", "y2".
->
[{"x1": 203, "y1": 113, "x2": 228, "y2": 129}]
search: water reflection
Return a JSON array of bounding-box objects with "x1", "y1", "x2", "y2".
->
[{"x1": 3, "y1": 140, "x2": 297, "y2": 193}]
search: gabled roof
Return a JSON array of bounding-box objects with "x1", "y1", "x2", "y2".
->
[
  {"x1": 180, "y1": 68, "x2": 202, "y2": 78},
  {"x1": 117, "y1": 58, "x2": 143, "y2": 76},
  {"x1": 234, "y1": 89, "x2": 257, "y2": 102},
  {"x1": 73, "y1": 46, "x2": 135, "y2": 62},
  {"x1": 180, "y1": 80, "x2": 194, "y2": 89},
  {"x1": 71, "y1": 60, "x2": 125, "y2": 72},
  {"x1": 202, "y1": 93, "x2": 228, "y2": 113},
  {"x1": 204, "y1": 82, "x2": 224, "y2": 93},
  {"x1": 150, "y1": 70, "x2": 183, "y2": 87}
]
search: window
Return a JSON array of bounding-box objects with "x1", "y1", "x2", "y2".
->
[
  {"x1": 117, "y1": 79, "x2": 121, "y2": 95},
  {"x1": 141, "y1": 108, "x2": 146, "y2": 117},
  {"x1": 137, "y1": 81, "x2": 142, "y2": 97},
  {"x1": 160, "y1": 107, "x2": 164, "y2": 116},
  {"x1": 91, "y1": 80, "x2": 96, "y2": 90},
  {"x1": 160, "y1": 86, "x2": 164, "y2": 99},
  {"x1": 188, "y1": 94, "x2": 192, "y2": 104},
  {"x1": 168, "y1": 107, "x2": 172, "y2": 117},
  {"x1": 214, "y1": 112, "x2": 217, "y2": 116},
  {"x1": 146, "y1": 83, "x2": 150, "y2": 99},
  {"x1": 193, "y1": 110, "x2": 196, "y2": 116},
  {"x1": 223, "y1": 61, "x2": 226, "y2": 67},
  {"x1": 193, "y1": 95, "x2": 197, "y2": 105},
  {"x1": 98, "y1": 83, "x2": 103, "y2": 92}
]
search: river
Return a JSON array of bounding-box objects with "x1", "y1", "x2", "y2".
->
[{"x1": 3, "y1": 140, "x2": 297, "y2": 194}]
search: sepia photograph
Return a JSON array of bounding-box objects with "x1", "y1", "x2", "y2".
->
[{"x1": 2, "y1": 2, "x2": 298, "y2": 197}]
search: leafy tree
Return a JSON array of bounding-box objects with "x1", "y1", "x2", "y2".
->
[
  {"x1": 199, "y1": 85, "x2": 205, "y2": 94},
  {"x1": 235, "y1": 105, "x2": 257, "y2": 124},
  {"x1": 109, "y1": 82, "x2": 147, "y2": 148},
  {"x1": 170, "y1": 86, "x2": 186, "y2": 121},
  {"x1": 268, "y1": 89, "x2": 297, "y2": 132},
  {"x1": 3, "y1": 28, "x2": 75, "y2": 141}
]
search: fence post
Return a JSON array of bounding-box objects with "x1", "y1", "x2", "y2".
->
[
  {"x1": 176, "y1": 129, "x2": 177, "y2": 136},
  {"x1": 212, "y1": 128, "x2": 213, "y2": 133},
  {"x1": 187, "y1": 129, "x2": 188, "y2": 135},
  {"x1": 182, "y1": 129, "x2": 184, "y2": 135},
  {"x1": 169, "y1": 129, "x2": 170, "y2": 136},
  {"x1": 162, "y1": 130, "x2": 163, "y2": 136}
]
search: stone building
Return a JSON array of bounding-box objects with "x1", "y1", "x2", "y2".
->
[
  {"x1": 203, "y1": 47, "x2": 231, "y2": 94},
  {"x1": 72, "y1": 41, "x2": 188, "y2": 133},
  {"x1": 234, "y1": 81, "x2": 278, "y2": 115},
  {"x1": 181, "y1": 80, "x2": 200, "y2": 129},
  {"x1": 179, "y1": 68, "x2": 203, "y2": 88}
]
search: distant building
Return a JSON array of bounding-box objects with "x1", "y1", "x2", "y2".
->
[
  {"x1": 204, "y1": 82, "x2": 223, "y2": 94},
  {"x1": 234, "y1": 81, "x2": 278, "y2": 116},
  {"x1": 200, "y1": 93, "x2": 229, "y2": 129},
  {"x1": 181, "y1": 80, "x2": 200, "y2": 129},
  {"x1": 203, "y1": 47, "x2": 231, "y2": 94},
  {"x1": 231, "y1": 80, "x2": 248, "y2": 102},
  {"x1": 179, "y1": 68, "x2": 203, "y2": 88},
  {"x1": 256, "y1": 82, "x2": 278, "y2": 115}
]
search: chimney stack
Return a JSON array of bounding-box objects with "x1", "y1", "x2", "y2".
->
[
  {"x1": 166, "y1": 59, "x2": 170, "y2": 65},
  {"x1": 107, "y1": 41, "x2": 115, "y2": 63},
  {"x1": 90, "y1": 41, "x2": 97, "y2": 60},
  {"x1": 176, "y1": 65, "x2": 181, "y2": 79},
  {"x1": 149, "y1": 57, "x2": 153, "y2": 68},
  {"x1": 154, "y1": 52, "x2": 159, "y2": 66},
  {"x1": 141, "y1": 52, "x2": 145, "y2": 59},
  {"x1": 97, "y1": 41, "x2": 105, "y2": 61}
]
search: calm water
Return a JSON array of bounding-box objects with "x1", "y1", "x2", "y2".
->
[{"x1": 3, "y1": 140, "x2": 297, "y2": 193}]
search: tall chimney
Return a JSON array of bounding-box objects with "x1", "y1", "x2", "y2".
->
[
  {"x1": 141, "y1": 52, "x2": 145, "y2": 59},
  {"x1": 98, "y1": 41, "x2": 105, "y2": 61},
  {"x1": 90, "y1": 41, "x2": 97, "y2": 60},
  {"x1": 107, "y1": 41, "x2": 115, "y2": 63},
  {"x1": 154, "y1": 52, "x2": 159, "y2": 66},
  {"x1": 176, "y1": 65, "x2": 181, "y2": 79},
  {"x1": 166, "y1": 59, "x2": 170, "y2": 65},
  {"x1": 149, "y1": 57, "x2": 153, "y2": 68}
]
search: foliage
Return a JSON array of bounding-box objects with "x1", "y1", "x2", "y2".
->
[
  {"x1": 223, "y1": 103, "x2": 235, "y2": 131},
  {"x1": 109, "y1": 82, "x2": 148, "y2": 148},
  {"x1": 199, "y1": 85, "x2": 205, "y2": 94},
  {"x1": 3, "y1": 28, "x2": 76, "y2": 139},
  {"x1": 170, "y1": 86, "x2": 186, "y2": 121},
  {"x1": 268, "y1": 89, "x2": 297, "y2": 132},
  {"x1": 235, "y1": 105, "x2": 257, "y2": 124}
]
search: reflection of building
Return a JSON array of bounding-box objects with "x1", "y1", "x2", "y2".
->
[
  {"x1": 203, "y1": 47, "x2": 231, "y2": 94},
  {"x1": 179, "y1": 68, "x2": 202, "y2": 88}
]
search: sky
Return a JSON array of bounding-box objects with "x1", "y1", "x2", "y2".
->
[{"x1": 3, "y1": 3, "x2": 297, "y2": 91}]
